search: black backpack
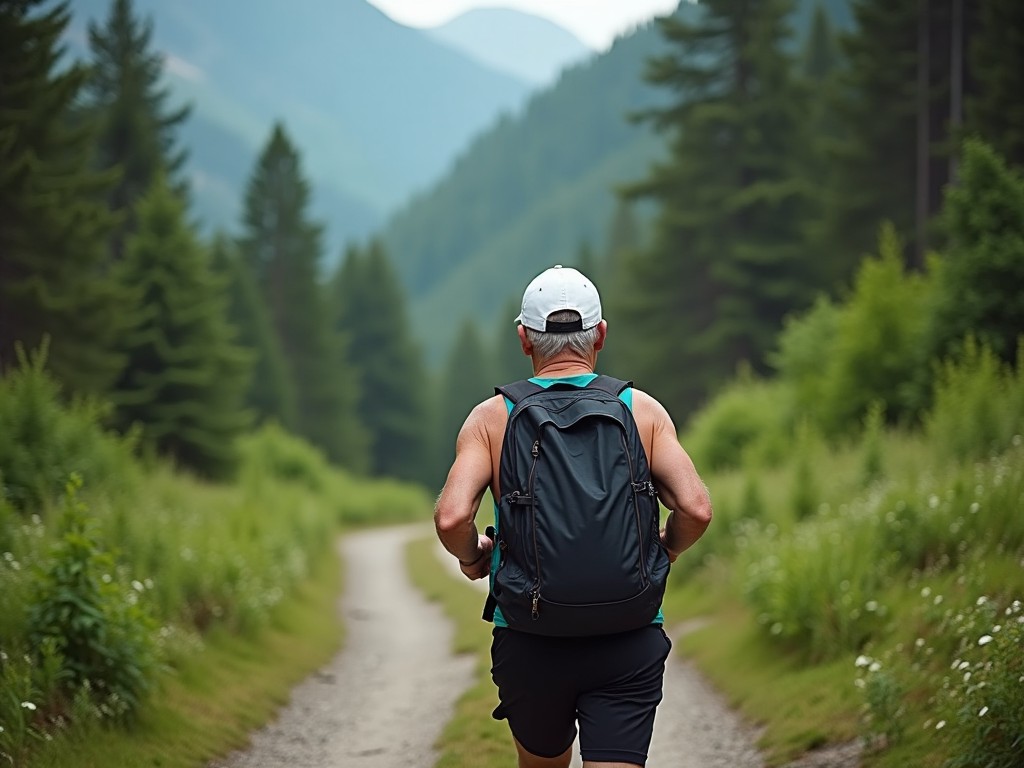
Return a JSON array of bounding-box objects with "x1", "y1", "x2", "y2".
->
[{"x1": 484, "y1": 375, "x2": 670, "y2": 637}]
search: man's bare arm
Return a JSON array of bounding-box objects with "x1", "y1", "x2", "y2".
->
[
  {"x1": 434, "y1": 400, "x2": 496, "y2": 579},
  {"x1": 635, "y1": 390, "x2": 712, "y2": 561}
]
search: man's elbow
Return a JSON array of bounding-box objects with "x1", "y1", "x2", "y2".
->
[
  {"x1": 691, "y1": 494, "x2": 713, "y2": 529},
  {"x1": 434, "y1": 495, "x2": 467, "y2": 535}
]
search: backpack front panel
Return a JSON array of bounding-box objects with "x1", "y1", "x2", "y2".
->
[{"x1": 493, "y1": 385, "x2": 669, "y2": 636}]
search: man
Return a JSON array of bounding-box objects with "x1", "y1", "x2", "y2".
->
[{"x1": 435, "y1": 265, "x2": 713, "y2": 768}]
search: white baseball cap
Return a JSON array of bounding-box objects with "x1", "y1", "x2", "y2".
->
[{"x1": 515, "y1": 265, "x2": 603, "y2": 333}]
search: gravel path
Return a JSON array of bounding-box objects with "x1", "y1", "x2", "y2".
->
[
  {"x1": 210, "y1": 525, "x2": 474, "y2": 768},
  {"x1": 211, "y1": 524, "x2": 859, "y2": 768}
]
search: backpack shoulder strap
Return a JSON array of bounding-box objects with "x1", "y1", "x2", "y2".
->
[
  {"x1": 494, "y1": 379, "x2": 545, "y2": 405},
  {"x1": 586, "y1": 375, "x2": 633, "y2": 396}
]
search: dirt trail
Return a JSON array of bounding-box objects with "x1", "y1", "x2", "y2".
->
[
  {"x1": 212, "y1": 524, "x2": 859, "y2": 768},
  {"x1": 211, "y1": 525, "x2": 474, "y2": 768}
]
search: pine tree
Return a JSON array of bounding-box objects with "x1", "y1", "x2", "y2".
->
[
  {"x1": 330, "y1": 241, "x2": 429, "y2": 483},
  {"x1": 803, "y1": 3, "x2": 839, "y2": 81},
  {"x1": 492, "y1": 296, "x2": 529, "y2": 386},
  {"x1": 238, "y1": 123, "x2": 367, "y2": 471},
  {"x1": 822, "y1": 0, "x2": 919, "y2": 275},
  {"x1": 210, "y1": 234, "x2": 296, "y2": 429},
  {"x1": 823, "y1": 0, "x2": 979, "y2": 270},
  {"x1": 622, "y1": 0, "x2": 818, "y2": 418},
  {"x1": 0, "y1": 0, "x2": 127, "y2": 394},
  {"x1": 931, "y1": 139, "x2": 1024, "y2": 364},
  {"x1": 966, "y1": 0, "x2": 1024, "y2": 168},
  {"x1": 601, "y1": 199, "x2": 643, "y2": 379},
  {"x1": 435, "y1": 320, "x2": 492, "y2": 480},
  {"x1": 85, "y1": 0, "x2": 190, "y2": 260},
  {"x1": 112, "y1": 176, "x2": 251, "y2": 478}
]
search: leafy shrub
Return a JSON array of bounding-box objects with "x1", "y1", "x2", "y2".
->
[
  {"x1": 930, "y1": 138, "x2": 1024, "y2": 366},
  {"x1": 681, "y1": 375, "x2": 791, "y2": 471},
  {"x1": 0, "y1": 347, "x2": 138, "y2": 511},
  {"x1": 774, "y1": 225, "x2": 934, "y2": 438},
  {"x1": 26, "y1": 476, "x2": 156, "y2": 720},
  {"x1": 939, "y1": 597, "x2": 1024, "y2": 768},
  {"x1": 740, "y1": 504, "x2": 891, "y2": 660},
  {"x1": 238, "y1": 423, "x2": 331, "y2": 493},
  {"x1": 926, "y1": 337, "x2": 1024, "y2": 463}
]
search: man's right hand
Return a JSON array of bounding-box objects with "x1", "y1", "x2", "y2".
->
[{"x1": 458, "y1": 534, "x2": 494, "y2": 580}]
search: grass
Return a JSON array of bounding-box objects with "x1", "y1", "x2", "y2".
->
[
  {"x1": 405, "y1": 536, "x2": 514, "y2": 768},
  {"x1": 23, "y1": 544, "x2": 344, "y2": 768}
]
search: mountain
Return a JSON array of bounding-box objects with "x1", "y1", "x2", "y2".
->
[
  {"x1": 380, "y1": 0, "x2": 856, "y2": 363},
  {"x1": 65, "y1": 0, "x2": 533, "y2": 252},
  {"x1": 427, "y1": 7, "x2": 593, "y2": 86},
  {"x1": 381, "y1": 6, "x2": 685, "y2": 361}
]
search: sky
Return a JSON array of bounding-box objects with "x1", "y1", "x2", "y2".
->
[{"x1": 367, "y1": 0, "x2": 683, "y2": 51}]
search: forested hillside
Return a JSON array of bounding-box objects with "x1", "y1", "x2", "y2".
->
[
  {"x1": 65, "y1": 0, "x2": 533, "y2": 248},
  {"x1": 383, "y1": 0, "x2": 855, "y2": 362}
]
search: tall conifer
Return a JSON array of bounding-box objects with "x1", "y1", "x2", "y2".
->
[
  {"x1": 85, "y1": 0, "x2": 190, "y2": 260},
  {"x1": 966, "y1": 0, "x2": 1024, "y2": 168},
  {"x1": 211, "y1": 235, "x2": 297, "y2": 429},
  {"x1": 435, "y1": 320, "x2": 492, "y2": 481},
  {"x1": 113, "y1": 176, "x2": 250, "y2": 478},
  {"x1": 0, "y1": 0, "x2": 126, "y2": 394},
  {"x1": 622, "y1": 0, "x2": 817, "y2": 418},
  {"x1": 931, "y1": 140, "x2": 1024, "y2": 364},
  {"x1": 238, "y1": 123, "x2": 367, "y2": 471},
  {"x1": 331, "y1": 241, "x2": 429, "y2": 483}
]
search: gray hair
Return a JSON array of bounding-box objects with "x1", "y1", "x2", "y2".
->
[{"x1": 524, "y1": 310, "x2": 600, "y2": 359}]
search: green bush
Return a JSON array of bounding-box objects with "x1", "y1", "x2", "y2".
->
[
  {"x1": 681, "y1": 374, "x2": 792, "y2": 471},
  {"x1": 940, "y1": 597, "x2": 1024, "y2": 768},
  {"x1": 926, "y1": 337, "x2": 1024, "y2": 463},
  {"x1": 773, "y1": 226, "x2": 935, "y2": 438},
  {"x1": 26, "y1": 476, "x2": 156, "y2": 720},
  {"x1": 930, "y1": 139, "x2": 1024, "y2": 366},
  {"x1": 0, "y1": 347, "x2": 138, "y2": 511}
]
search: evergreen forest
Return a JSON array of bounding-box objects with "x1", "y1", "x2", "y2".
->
[{"x1": 1, "y1": 1, "x2": 1022, "y2": 766}]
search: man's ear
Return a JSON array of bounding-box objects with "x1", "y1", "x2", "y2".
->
[
  {"x1": 517, "y1": 325, "x2": 532, "y2": 356},
  {"x1": 593, "y1": 320, "x2": 608, "y2": 352}
]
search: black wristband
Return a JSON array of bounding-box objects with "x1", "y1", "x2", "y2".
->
[{"x1": 458, "y1": 550, "x2": 487, "y2": 568}]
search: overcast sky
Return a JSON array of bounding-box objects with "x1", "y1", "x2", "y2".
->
[{"x1": 367, "y1": 1, "x2": 683, "y2": 50}]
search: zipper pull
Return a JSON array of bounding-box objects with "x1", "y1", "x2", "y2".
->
[
  {"x1": 531, "y1": 593, "x2": 539, "y2": 620},
  {"x1": 531, "y1": 440, "x2": 539, "y2": 457}
]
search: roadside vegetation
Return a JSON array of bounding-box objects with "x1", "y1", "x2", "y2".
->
[{"x1": 0, "y1": 353, "x2": 430, "y2": 767}]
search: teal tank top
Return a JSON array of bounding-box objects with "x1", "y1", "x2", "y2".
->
[{"x1": 490, "y1": 374, "x2": 664, "y2": 628}]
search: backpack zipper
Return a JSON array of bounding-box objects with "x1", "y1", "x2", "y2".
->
[
  {"x1": 528, "y1": 439, "x2": 541, "y2": 619},
  {"x1": 620, "y1": 431, "x2": 648, "y2": 584}
]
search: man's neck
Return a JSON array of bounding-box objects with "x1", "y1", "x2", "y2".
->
[{"x1": 532, "y1": 357, "x2": 595, "y2": 379}]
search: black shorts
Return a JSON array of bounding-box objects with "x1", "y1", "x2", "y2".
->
[{"x1": 490, "y1": 624, "x2": 672, "y2": 766}]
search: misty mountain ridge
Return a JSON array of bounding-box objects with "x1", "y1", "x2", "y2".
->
[
  {"x1": 426, "y1": 7, "x2": 593, "y2": 86},
  {"x1": 65, "y1": 0, "x2": 535, "y2": 253},
  {"x1": 383, "y1": 0, "x2": 856, "y2": 363}
]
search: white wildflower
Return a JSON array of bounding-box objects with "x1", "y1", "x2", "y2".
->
[
  {"x1": 936, "y1": 720, "x2": 946, "y2": 730},
  {"x1": 978, "y1": 635, "x2": 994, "y2": 646},
  {"x1": 855, "y1": 655, "x2": 872, "y2": 668},
  {"x1": 979, "y1": 706, "x2": 989, "y2": 717},
  {"x1": 20, "y1": 702, "x2": 36, "y2": 711},
  {"x1": 869, "y1": 661, "x2": 881, "y2": 673}
]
